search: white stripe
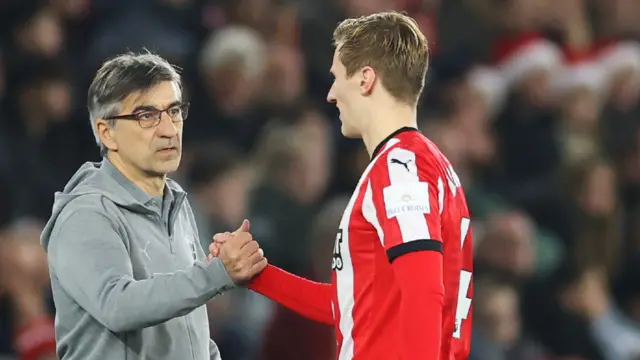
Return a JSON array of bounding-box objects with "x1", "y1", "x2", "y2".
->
[
  {"x1": 362, "y1": 181, "x2": 384, "y2": 246},
  {"x1": 386, "y1": 148, "x2": 430, "y2": 242},
  {"x1": 336, "y1": 192, "x2": 356, "y2": 360},
  {"x1": 336, "y1": 139, "x2": 399, "y2": 360},
  {"x1": 460, "y1": 217, "x2": 471, "y2": 248},
  {"x1": 331, "y1": 300, "x2": 335, "y2": 320},
  {"x1": 437, "y1": 176, "x2": 445, "y2": 215}
]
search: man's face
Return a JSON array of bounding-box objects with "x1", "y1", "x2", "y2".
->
[
  {"x1": 327, "y1": 47, "x2": 362, "y2": 138},
  {"x1": 106, "y1": 81, "x2": 184, "y2": 176}
]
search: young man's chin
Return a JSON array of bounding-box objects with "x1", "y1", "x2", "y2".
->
[{"x1": 341, "y1": 124, "x2": 361, "y2": 139}]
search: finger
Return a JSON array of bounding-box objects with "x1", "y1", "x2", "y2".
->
[
  {"x1": 246, "y1": 248, "x2": 265, "y2": 265},
  {"x1": 212, "y1": 232, "x2": 231, "y2": 243},
  {"x1": 218, "y1": 234, "x2": 250, "y2": 253},
  {"x1": 208, "y1": 243, "x2": 221, "y2": 257},
  {"x1": 231, "y1": 232, "x2": 253, "y2": 248},
  {"x1": 238, "y1": 240, "x2": 260, "y2": 257},
  {"x1": 235, "y1": 219, "x2": 251, "y2": 233},
  {"x1": 249, "y1": 258, "x2": 268, "y2": 275}
]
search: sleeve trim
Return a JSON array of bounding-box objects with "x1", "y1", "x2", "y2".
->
[{"x1": 386, "y1": 239, "x2": 442, "y2": 263}]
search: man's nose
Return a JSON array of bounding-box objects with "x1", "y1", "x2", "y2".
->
[
  {"x1": 156, "y1": 113, "x2": 178, "y2": 137},
  {"x1": 327, "y1": 85, "x2": 336, "y2": 103}
]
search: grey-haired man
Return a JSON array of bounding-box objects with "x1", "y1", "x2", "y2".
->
[{"x1": 40, "y1": 52, "x2": 266, "y2": 360}]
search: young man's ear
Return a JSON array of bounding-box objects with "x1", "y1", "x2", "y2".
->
[{"x1": 360, "y1": 66, "x2": 377, "y2": 96}]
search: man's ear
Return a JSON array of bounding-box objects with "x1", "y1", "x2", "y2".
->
[
  {"x1": 96, "y1": 119, "x2": 118, "y2": 152},
  {"x1": 360, "y1": 65, "x2": 377, "y2": 96}
]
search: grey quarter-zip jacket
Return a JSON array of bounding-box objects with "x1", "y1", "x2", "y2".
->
[{"x1": 40, "y1": 159, "x2": 236, "y2": 360}]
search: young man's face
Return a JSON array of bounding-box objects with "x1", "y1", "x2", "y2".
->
[
  {"x1": 327, "y1": 47, "x2": 364, "y2": 138},
  {"x1": 101, "y1": 81, "x2": 184, "y2": 176}
]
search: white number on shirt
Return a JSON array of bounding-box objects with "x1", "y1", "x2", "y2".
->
[{"x1": 453, "y1": 217, "x2": 472, "y2": 339}]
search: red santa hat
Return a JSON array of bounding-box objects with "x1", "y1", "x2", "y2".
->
[
  {"x1": 492, "y1": 32, "x2": 563, "y2": 87},
  {"x1": 467, "y1": 66, "x2": 508, "y2": 116},
  {"x1": 552, "y1": 48, "x2": 606, "y2": 97}
]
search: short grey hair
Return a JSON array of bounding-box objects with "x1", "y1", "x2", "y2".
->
[{"x1": 87, "y1": 51, "x2": 182, "y2": 155}]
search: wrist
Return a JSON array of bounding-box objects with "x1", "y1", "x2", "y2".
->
[{"x1": 206, "y1": 257, "x2": 237, "y2": 291}]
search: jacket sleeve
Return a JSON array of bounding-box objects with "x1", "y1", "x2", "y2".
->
[
  {"x1": 209, "y1": 340, "x2": 222, "y2": 360},
  {"x1": 47, "y1": 208, "x2": 236, "y2": 333}
]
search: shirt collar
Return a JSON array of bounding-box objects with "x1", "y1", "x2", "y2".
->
[
  {"x1": 370, "y1": 126, "x2": 420, "y2": 159},
  {"x1": 101, "y1": 157, "x2": 164, "y2": 207}
]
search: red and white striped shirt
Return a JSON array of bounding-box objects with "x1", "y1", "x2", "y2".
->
[
  {"x1": 331, "y1": 128, "x2": 473, "y2": 359},
  {"x1": 250, "y1": 127, "x2": 473, "y2": 360}
]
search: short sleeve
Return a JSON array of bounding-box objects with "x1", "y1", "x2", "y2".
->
[{"x1": 365, "y1": 147, "x2": 445, "y2": 262}]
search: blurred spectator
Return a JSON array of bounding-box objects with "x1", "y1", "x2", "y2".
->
[
  {"x1": 7, "y1": 6, "x2": 64, "y2": 61},
  {"x1": 0, "y1": 218, "x2": 56, "y2": 359},
  {"x1": 470, "y1": 275, "x2": 549, "y2": 360},
  {"x1": 189, "y1": 25, "x2": 268, "y2": 151},
  {"x1": 187, "y1": 142, "x2": 254, "y2": 249},
  {"x1": 475, "y1": 210, "x2": 538, "y2": 279},
  {"x1": 249, "y1": 114, "x2": 332, "y2": 275},
  {"x1": 563, "y1": 158, "x2": 622, "y2": 277},
  {"x1": 3, "y1": 59, "x2": 92, "y2": 220},
  {"x1": 555, "y1": 261, "x2": 640, "y2": 360}
]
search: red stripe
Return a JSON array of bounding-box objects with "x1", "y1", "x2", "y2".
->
[
  {"x1": 562, "y1": 45, "x2": 600, "y2": 64},
  {"x1": 349, "y1": 179, "x2": 375, "y2": 358}
]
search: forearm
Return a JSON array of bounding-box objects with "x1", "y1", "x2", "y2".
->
[
  {"x1": 49, "y1": 210, "x2": 238, "y2": 333},
  {"x1": 57, "y1": 257, "x2": 235, "y2": 332},
  {"x1": 392, "y1": 251, "x2": 444, "y2": 360},
  {"x1": 249, "y1": 264, "x2": 334, "y2": 325}
]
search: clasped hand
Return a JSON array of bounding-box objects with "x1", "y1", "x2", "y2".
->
[{"x1": 209, "y1": 219, "x2": 267, "y2": 285}]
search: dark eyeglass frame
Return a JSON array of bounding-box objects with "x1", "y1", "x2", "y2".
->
[{"x1": 105, "y1": 101, "x2": 190, "y2": 128}]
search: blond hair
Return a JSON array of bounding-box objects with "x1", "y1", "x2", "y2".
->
[{"x1": 333, "y1": 11, "x2": 429, "y2": 105}]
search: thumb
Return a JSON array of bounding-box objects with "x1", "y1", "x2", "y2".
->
[{"x1": 235, "y1": 219, "x2": 251, "y2": 233}]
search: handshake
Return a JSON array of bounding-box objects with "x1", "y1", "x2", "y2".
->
[{"x1": 208, "y1": 219, "x2": 267, "y2": 285}]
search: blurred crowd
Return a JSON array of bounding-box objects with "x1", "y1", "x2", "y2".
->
[{"x1": 1, "y1": 0, "x2": 640, "y2": 359}]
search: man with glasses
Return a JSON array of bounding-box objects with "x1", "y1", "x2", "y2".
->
[{"x1": 39, "y1": 52, "x2": 267, "y2": 360}]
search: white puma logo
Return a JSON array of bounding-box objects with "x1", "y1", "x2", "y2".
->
[{"x1": 141, "y1": 240, "x2": 151, "y2": 261}]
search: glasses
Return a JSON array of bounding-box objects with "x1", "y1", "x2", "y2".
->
[{"x1": 105, "y1": 102, "x2": 190, "y2": 128}]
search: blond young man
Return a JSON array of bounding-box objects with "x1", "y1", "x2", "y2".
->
[{"x1": 214, "y1": 11, "x2": 474, "y2": 360}]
